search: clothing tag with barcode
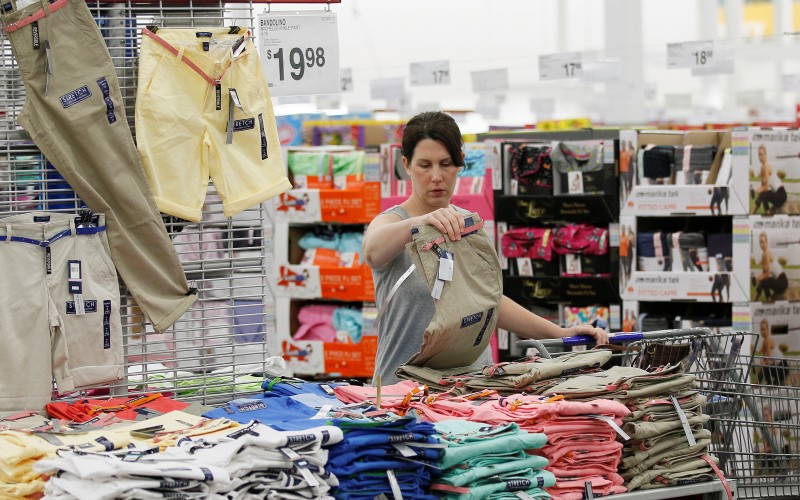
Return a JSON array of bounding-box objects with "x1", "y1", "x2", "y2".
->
[
  {"x1": 437, "y1": 251, "x2": 454, "y2": 281},
  {"x1": 588, "y1": 414, "x2": 630, "y2": 441},
  {"x1": 671, "y1": 395, "x2": 697, "y2": 446},
  {"x1": 431, "y1": 278, "x2": 445, "y2": 300}
]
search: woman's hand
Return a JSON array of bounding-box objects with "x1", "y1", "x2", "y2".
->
[
  {"x1": 563, "y1": 324, "x2": 610, "y2": 346},
  {"x1": 421, "y1": 207, "x2": 465, "y2": 242}
]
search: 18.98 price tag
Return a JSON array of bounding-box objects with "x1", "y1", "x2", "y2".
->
[
  {"x1": 667, "y1": 40, "x2": 714, "y2": 69},
  {"x1": 257, "y1": 12, "x2": 340, "y2": 96}
]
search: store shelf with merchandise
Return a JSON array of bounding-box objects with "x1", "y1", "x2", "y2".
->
[
  {"x1": 618, "y1": 129, "x2": 743, "y2": 334},
  {"x1": 272, "y1": 146, "x2": 381, "y2": 379},
  {"x1": 476, "y1": 129, "x2": 622, "y2": 359}
]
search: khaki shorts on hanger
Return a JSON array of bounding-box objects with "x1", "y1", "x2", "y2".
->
[
  {"x1": 0, "y1": 213, "x2": 123, "y2": 411},
  {"x1": 135, "y1": 27, "x2": 292, "y2": 222}
]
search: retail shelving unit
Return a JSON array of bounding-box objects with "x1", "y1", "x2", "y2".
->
[
  {"x1": 477, "y1": 128, "x2": 621, "y2": 360},
  {"x1": 619, "y1": 129, "x2": 743, "y2": 336}
]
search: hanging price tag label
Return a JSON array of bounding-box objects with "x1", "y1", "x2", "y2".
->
[
  {"x1": 780, "y1": 74, "x2": 800, "y2": 92},
  {"x1": 257, "y1": 12, "x2": 340, "y2": 96},
  {"x1": 667, "y1": 40, "x2": 714, "y2": 69},
  {"x1": 410, "y1": 60, "x2": 451, "y2": 86},
  {"x1": 340, "y1": 67, "x2": 353, "y2": 92},
  {"x1": 471, "y1": 68, "x2": 509, "y2": 93},
  {"x1": 538, "y1": 52, "x2": 583, "y2": 80},
  {"x1": 370, "y1": 77, "x2": 405, "y2": 100}
]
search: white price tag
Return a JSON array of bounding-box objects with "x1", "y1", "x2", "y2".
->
[
  {"x1": 470, "y1": 68, "x2": 509, "y2": 93},
  {"x1": 538, "y1": 52, "x2": 583, "y2": 81},
  {"x1": 580, "y1": 58, "x2": 621, "y2": 83},
  {"x1": 410, "y1": 60, "x2": 451, "y2": 86},
  {"x1": 667, "y1": 40, "x2": 714, "y2": 69},
  {"x1": 782, "y1": 74, "x2": 800, "y2": 92},
  {"x1": 643, "y1": 82, "x2": 658, "y2": 100},
  {"x1": 736, "y1": 90, "x2": 765, "y2": 107},
  {"x1": 257, "y1": 12, "x2": 340, "y2": 96},
  {"x1": 340, "y1": 67, "x2": 353, "y2": 92},
  {"x1": 529, "y1": 98, "x2": 555, "y2": 117},
  {"x1": 691, "y1": 47, "x2": 734, "y2": 76},
  {"x1": 664, "y1": 93, "x2": 693, "y2": 109},
  {"x1": 370, "y1": 77, "x2": 405, "y2": 100},
  {"x1": 316, "y1": 94, "x2": 341, "y2": 110},
  {"x1": 475, "y1": 100, "x2": 500, "y2": 119}
]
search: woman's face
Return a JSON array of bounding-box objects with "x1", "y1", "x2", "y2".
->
[
  {"x1": 760, "y1": 232, "x2": 768, "y2": 251},
  {"x1": 404, "y1": 138, "x2": 460, "y2": 209},
  {"x1": 760, "y1": 320, "x2": 770, "y2": 338},
  {"x1": 758, "y1": 146, "x2": 767, "y2": 164}
]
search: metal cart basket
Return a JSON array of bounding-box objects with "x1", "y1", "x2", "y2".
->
[{"x1": 520, "y1": 327, "x2": 800, "y2": 500}]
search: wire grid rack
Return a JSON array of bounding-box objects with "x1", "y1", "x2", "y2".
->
[{"x1": 0, "y1": 1, "x2": 282, "y2": 405}]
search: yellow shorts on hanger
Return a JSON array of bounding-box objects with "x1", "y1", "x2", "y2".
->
[{"x1": 135, "y1": 27, "x2": 291, "y2": 222}]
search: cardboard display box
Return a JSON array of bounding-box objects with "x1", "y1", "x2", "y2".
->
[
  {"x1": 620, "y1": 130, "x2": 742, "y2": 216},
  {"x1": 619, "y1": 213, "x2": 747, "y2": 303}
]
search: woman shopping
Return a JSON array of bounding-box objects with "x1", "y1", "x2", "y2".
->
[{"x1": 362, "y1": 111, "x2": 608, "y2": 385}]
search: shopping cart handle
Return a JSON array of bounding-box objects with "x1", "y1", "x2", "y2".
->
[
  {"x1": 560, "y1": 332, "x2": 645, "y2": 346},
  {"x1": 561, "y1": 332, "x2": 644, "y2": 346}
]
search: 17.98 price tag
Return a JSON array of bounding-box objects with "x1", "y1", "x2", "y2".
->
[
  {"x1": 538, "y1": 52, "x2": 583, "y2": 81},
  {"x1": 257, "y1": 12, "x2": 340, "y2": 96}
]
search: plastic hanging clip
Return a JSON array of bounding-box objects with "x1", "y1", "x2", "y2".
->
[
  {"x1": 228, "y1": 25, "x2": 240, "y2": 34},
  {"x1": 146, "y1": 24, "x2": 158, "y2": 34}
]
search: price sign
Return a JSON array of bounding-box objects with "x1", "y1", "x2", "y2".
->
[
  {"x1": 538, "y1": 52, "x2": 583, "y2": 81},
  {"x1": 316, "y1": 94, "x2": 341, "y2": 110},
  {"x1": 471, "y1": 68, "x2": 509, "y2": 93},
  {"x1": 664, "y1": 93, "x2": 693, "y2": 109},
  {"x1": 529, "y1": 98, "x2": 555, "y2": 117},
  {"x1": 475, "y1": 101, "x2": 500, "y2": 120},
  {"x1": 781, "y1": 74, "x2": 800, "y2": 92},
  {"x1": 691, "y1": 47, "x2": 734, "y2": 76},
  {"x1": 340, "y1": 67, "x2": 353, "y2": 92},
  {"x1": 409, "y1": 60, "x2": 451, "y2": 86},
  {"x1": 736, "y1": 90, "x2": 765, "y2": 107},
  {"x1": 581, "y1": 58, "x2": 621, "y2": 83},
  {"x1": 370, "y1": 77, "x2": 405, "y2": 100},
  {"x1": 667, "y1": 40, "x2": 714, "y2": 69},
  {"x1": 257, "y1": 12, "x2": 340, "y2": 96}
]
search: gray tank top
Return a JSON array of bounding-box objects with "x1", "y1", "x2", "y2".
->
[{"x1": 371, "y1": 205, "x2": 492, "y2": 385}]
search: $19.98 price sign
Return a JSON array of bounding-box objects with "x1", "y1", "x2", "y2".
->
[{"x1": 257, "y1": 12, "x2": 340, "y2": 96}]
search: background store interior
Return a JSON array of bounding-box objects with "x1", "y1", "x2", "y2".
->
[{"x1": 275, "y1": 0, "x2": 800, "y2": 131}]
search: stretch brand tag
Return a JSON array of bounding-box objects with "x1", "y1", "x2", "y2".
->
[
  {"x1": 96, "y1": 77, "x2": 116, "y2": 124},
  {"x1": 45, "y1": 246, "x2": 51, "y2": 274},
  {"x1": 472, "y1": 307, "x2": 494, "y2": 347},
  {"x1": 60, "y1": 86, "x2": 93, "y2": 109},
  {"x1": 215, "y1": 84, "x2": 221, "y2": 110},
  {"x1": 232, "y1": 118, "x2": 254, "y2": 131},
  {"x1": 102, "y1": 300, "x2": 111, "y2": 349},
  {"x1": 31, "y1": 21, "x2": 39, "y2": 49},
  {"x1": 258, "y1": 113, "x2": 268, "y2": 159}
]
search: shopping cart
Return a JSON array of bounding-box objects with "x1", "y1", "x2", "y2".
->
[{"x1": 519, "y1": 327, "x2": 800, "y2": 500}]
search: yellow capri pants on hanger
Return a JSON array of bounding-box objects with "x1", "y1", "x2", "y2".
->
[{"x1": 136, "y1": 27, "x2": 292, "y2": 222}]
